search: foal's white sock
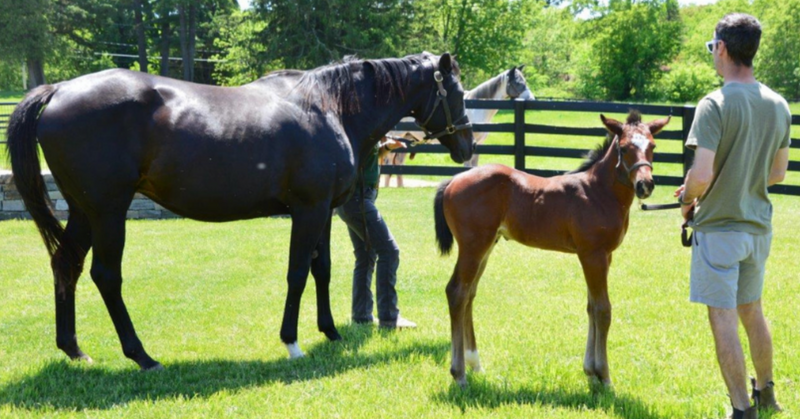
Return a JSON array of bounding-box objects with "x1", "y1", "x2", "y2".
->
[{"x1": 465, "y1": 350, "x2": 483, "y2": 372}]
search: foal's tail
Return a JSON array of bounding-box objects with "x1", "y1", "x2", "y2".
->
[
  {"x1": 6, "y1": 84, "x2": 63, "y2": 258},
  {"x1": 434, "y1": 179, "x2": 454, "y2": 256}
]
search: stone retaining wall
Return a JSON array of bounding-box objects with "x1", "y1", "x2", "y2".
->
[{"x1": 0, "y1": 171, "x2": 180, "y2": 220}]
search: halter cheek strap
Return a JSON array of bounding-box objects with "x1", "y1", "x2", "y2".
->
[
  {"x1": 614, "y1": 135, "x2": 653, "y2": 188},
  {"x1": 417, "y1": 70, "x2": 472, "y2": 141}
]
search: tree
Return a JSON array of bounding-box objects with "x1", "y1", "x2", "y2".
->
[
  {"x1": 575, "y1": 0, "x2": 682, "y2": 100},
  {"x1": 756, "y1": 0, "x2": 800, "y2": 99},
  {"x1": 0, "y1": 0, "x2": 52, "y2": 88}
]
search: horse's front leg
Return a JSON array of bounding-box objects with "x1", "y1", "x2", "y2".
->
[
  {"x1": 578, "y1": 251, "x2": 612, "y2": 387},
  {"x1": 281, "y1": 204, "x2": 332, "y2": 359},
  {"x1": 310, "y1": 213, "x2": 341, "y2": 341}
]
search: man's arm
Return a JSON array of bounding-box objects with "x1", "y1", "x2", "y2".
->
[
  {"x1": 683, "y1": 146, "x2": 716, "y2": 201},
  {"x1": 768, "y1": 147, "x2": 789, "y2": 186}
]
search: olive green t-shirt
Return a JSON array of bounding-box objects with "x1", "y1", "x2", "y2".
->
[{"x1": 686, "y1": 82, "x2": 792, "y2": 235}]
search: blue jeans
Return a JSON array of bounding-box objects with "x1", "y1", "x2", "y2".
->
[{"x1": 335, "y1": 187, "x2": 400, "y2": 323}]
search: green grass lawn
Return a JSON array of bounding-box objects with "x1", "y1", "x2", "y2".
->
[{"x1": 1, "y1": 186, "x2": 798, "y2": 418}]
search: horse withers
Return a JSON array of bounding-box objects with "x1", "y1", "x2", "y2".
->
[
  {"x1": 6, "y1": 52, "x2": 474, "y2": 369},
  {"x1": 434, "y1": 111, "x2": 669, "y2": 387}
]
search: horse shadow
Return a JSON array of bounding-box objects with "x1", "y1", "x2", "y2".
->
[
  {"x1": 433, "y1": 377, "x2": 671, "y2": 419},
  {"x1": 0, "y1": 324, "x2": 448, "y2": 412}
]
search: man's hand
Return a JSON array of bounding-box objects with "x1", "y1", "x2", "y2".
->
[{"x1": 675, "y1": 184, "x2": 695, "y2": 222}]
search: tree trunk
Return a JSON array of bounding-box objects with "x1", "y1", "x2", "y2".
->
[
  {"x1": 160, "y1": 15, "x2": 170, "y2": 76},
  {"x1": 26, "y1": 58, "x2": 46, "y2": 89},
  {"x1": 179, "y1": 2, "x2": 196, "y2": 81},
  {"x1": 134, "y1": 0, "x2": 148, "y2": 73}
]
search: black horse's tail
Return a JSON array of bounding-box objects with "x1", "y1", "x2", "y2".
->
[
  {"x1": 434, "y1": 179, "x2": 454, "y2": 256},
  {"x1": 6, "y1": 84, "x2": 62, "y2": 257}
]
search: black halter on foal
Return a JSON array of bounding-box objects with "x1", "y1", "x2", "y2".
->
[
  {"x1": 614, "y1": 135, "x2": 652, "y2": 188},
  {"x1": 416, "y1": 70, "x2": 472, "y2": 141}
]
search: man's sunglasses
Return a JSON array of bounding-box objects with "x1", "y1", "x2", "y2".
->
[{"x1": 705, "y1": 39, "x2": 719, "y2": 53}]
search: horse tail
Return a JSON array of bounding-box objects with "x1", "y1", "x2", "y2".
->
[
  {"x1": 434, "y1": 179, "x2": 454, "y2": 256},
  {"x1": 6, "y1": 84, "x2": 63, "y2": 258}
]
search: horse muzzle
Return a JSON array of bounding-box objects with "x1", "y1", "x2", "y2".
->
[{"x1": 635, "y1": 179, "x2": 654, "y2": 199}]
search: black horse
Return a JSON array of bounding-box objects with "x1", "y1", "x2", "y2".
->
[{"x1": 6, "y1": 52, "x2": 474, "y2": 369}]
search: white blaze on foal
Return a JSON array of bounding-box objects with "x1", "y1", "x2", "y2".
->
[{"x1": 631, "y1": 133, "x2": 649, "y2": 152}]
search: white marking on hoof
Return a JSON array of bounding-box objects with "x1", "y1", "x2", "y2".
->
[
  {"x1": 285, "y1": 342, "x2": 305, "y2": 359},
  {"x1": 465, "y1": 350, "x2": 483, "y2": 372}
]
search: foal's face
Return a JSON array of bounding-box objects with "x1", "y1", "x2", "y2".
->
[{"x1": 602, "y1": 115, "x2": 671, "y2": 199}]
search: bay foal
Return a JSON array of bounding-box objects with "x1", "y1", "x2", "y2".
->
[{"x1": 434, "y1": 111, "x2": 670, "y2": 387}]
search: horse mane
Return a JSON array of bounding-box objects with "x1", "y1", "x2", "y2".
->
[
  {"x1": 569, "y1": 109, "x2": 641, "y2": 174},
  {"x1": 295, "y1": 53, "x2": 436, "y2": 115}
]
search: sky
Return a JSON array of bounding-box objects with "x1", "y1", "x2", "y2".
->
[{"x1": 236, "y1": 0, "x2": 720, "y2": 9}]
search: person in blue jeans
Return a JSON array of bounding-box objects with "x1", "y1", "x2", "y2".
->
[{"x1": 336, "y1": 137, "x2": 416, "y2": 329}]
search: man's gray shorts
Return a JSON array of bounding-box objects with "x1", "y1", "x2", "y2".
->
[{"x1": 690, "y1": 230, "x2": 772, "y2": 309}]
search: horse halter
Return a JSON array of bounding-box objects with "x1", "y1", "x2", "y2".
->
[
  {"x1": 416, "y1": 70, "x2": 472, "y2": 141},
  {"x1": 614, "y1": 135, "x2": 653, "y2": 188}
]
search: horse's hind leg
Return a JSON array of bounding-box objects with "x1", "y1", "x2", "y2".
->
[
  {"x1": 89, "y1": 212, "x2": 161, "y2": 370},
  {"x1": 282, "y1": 204, "x2": 335, "y2": 359},
  {"x1": 310, "y1": 213, "x2": 341, "y2": 341},
  {"x1": 578, "y1": 251, "x2": 612, "y2": 387},
  {"x1": 53, "y1": 203, "x2": 92, "y2": 362}
]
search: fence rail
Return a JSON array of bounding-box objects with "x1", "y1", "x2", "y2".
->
[
  {"x1": 1, "y1": 99, "x2": 799, "y2": 194},
  {"x1": 382, "y1": 99, "x2": 800, "y2": 196}
]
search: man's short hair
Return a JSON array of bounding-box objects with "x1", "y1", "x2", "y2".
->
[{"x1": 715, "y1": 13, "x2": 762, "y2": 67}]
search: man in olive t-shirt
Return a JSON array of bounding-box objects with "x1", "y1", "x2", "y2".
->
[{"x1": 675, "y1": 13, "x2": 790, "y2": 419}]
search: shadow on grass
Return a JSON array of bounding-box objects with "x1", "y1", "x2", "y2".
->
[
  {"x1": 0, "y1": 323, "x2": 449, "y2": 411},
  {"x1": 433, "y1": 377, "x2": 671, "y2": 419}
]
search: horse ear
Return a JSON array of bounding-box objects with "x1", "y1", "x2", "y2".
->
[
  {"x1": 600, "y1": 114, "x2": 624, "y2": 136},
  {"x1": 518, "y1": 64, "x2": 526, "y2": 71},
  {"x1": 439, "y1": 53, "x2": 453, "y2": 73},
  {"x1": 647, "y1": 116, "x2": 671, "y2": 135}
]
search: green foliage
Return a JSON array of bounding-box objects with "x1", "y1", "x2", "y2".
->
[
  {"x1": 250, "y1": 0, "x2": 414, "y2": 71},
  {"x1": 211, "y1": 11, "x2": 270, "y2": 86},
  {"x1": 649, "y1": 60, "x2": 720, "y2": 103},
  {"x1": 755, "y1": 0, "x2": 800, "y2": 100},
  {"x1": 0, "y1": 60, "x2": 24, "y2": 91},
  {"x1": 407, "y1": 0, "x2": 539, "y2": 88},
  {"x1": 521, "y1": 6, "x2": 576, "y2": 95},
  {"x1": 575, "y1": 0, "x2": 682, "y2": 100},
  {"x1": 0, "y1": 0, "x2": 53, "y2": 61}
]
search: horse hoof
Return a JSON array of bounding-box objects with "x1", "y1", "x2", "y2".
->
[
  {"x1": 141, "y1": 362, "x2": 164, "y2": 371},
  {"x1": 286, "y1": 342, "x2": 305, "y2": 359},
  {"x1": 323, "y1": 329, "x2": 342, "y2": 341},
  {"x1": 71, "y1": 353, "x2": 94, "y2": 364}
]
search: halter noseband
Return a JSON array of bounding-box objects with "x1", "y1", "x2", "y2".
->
[
  {"x1": 416, "y1": 70, "x2": 472, "y2": 141},
  {"x1": 614, "y1": 135, "x2": 653, "y2": 188}
]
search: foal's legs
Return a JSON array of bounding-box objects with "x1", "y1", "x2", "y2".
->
[
  {"x1": 309, "y1": 214, "x2": 341, "y2": 341},
  {"x1": 281, "y1": 205, "x2": 332, "y2": 358},
  {"x1": 447, "y1": 239, "x2": 492, "y2": 387},
  {"x1": 89, "y1": 213, "x2": 161, "y2": 370},
  {"x1": 463, "y1": 243, "x2": 496, "y2": 373},
  {"x1": 578, "y1": 251, "x2": 612, "y2": 386},
  {"x1": 53, "y1": 204, "x2": 92, "y2": 362}
]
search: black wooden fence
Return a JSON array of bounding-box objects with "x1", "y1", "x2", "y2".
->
[
  {"x1": 0, "y1": 102, "x2": 15, "y2": 134},
  {"x1": 382, "y1": 99, "x2": 800, "y2": 196}
]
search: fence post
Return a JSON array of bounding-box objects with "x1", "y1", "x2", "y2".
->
[
  {"x1": 681, "y1": 105, "x2": 696, "y2": 177},
  {"x1": 514, "y1": 99, "x2": 526, "y2": 171}
]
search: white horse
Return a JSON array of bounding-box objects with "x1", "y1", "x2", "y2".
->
[{"x1": 382, "y1": 66, "x2": 533, "y2": 186}]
